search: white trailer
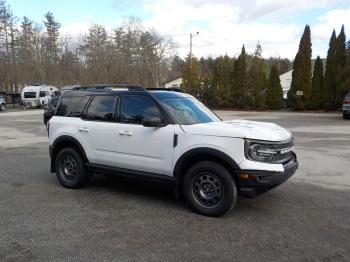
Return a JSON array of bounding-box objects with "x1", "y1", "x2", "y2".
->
[{"x1": 21, "y1": 85, "x2": 60, "y2": 108}]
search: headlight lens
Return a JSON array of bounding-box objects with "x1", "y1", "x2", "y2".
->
[{"x1": 245, "y1": 140, "x2": 279, "y2": 162}]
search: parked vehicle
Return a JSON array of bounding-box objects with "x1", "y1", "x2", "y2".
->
[
  {"x1": 21, "y1": 85, "x2": 60, "y2": 108},
  {"x1": 342, "y1": 92, "x2": 350, "y2": 119},
  {"x1": 0, "y1": 94, "x2": 6, "y2": 111},
  {"x1": 43, "y1": 96, "x2": 60, "y2": 128},
  {"x1": 60, "y1": 85, "x2": 81, "y2": 95},
  {"x1": 48, "y1": 86, "x2": 298, "y2": 217}
]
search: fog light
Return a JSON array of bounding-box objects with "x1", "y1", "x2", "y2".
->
[{"x1": 240, "y1": 173, "x2": 250, "y2": 179}]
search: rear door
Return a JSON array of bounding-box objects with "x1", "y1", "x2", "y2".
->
[
  {"x1": 113, "y1": 95, "x2": 176, "y2": 176},
  {"x1": 80, "y1": 95, "x2": 118, "y2": 166}
]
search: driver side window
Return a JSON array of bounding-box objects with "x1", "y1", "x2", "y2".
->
[{"x1": 120, "y1": 95, "x2": 162, "y2": 124}]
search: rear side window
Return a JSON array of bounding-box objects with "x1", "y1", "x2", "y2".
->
[
  {"x1": 39, "y1": 91, "x2": 46, "y2": 97},
  {"x1": 85, "y1": 96, "x2": 116, "y2": 121},
  {"x1": 56, "y1": 96, "x2": 90, "y2": 117},
  {"x1": 120, "y1": 95, "x2": 162, "y2": 124}
]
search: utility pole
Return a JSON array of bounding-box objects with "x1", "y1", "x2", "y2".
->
[{"x1": 189, "y1": 32, "x2": 199, "y2": 64}]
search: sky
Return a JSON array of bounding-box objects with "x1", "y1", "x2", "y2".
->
[{"x1": 6, "y1": 0, "x2": 350, "y2": 59}]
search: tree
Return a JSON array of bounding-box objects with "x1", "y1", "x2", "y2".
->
[
  {"x1": 212, "y1": 55, "x2": 234, "y2": 107},
  {"x1": 335, "y1": 25, "x2": 347, "y2": 108},
  {"x1": 232, "y1": 45, "x2": 247, "y2": 108},
  {"x1": 288, "y1": 25, "x2": 312, "y2": 110},
  {"x1": 266, "y1": 65, "x2": 283, "y2": 109},
  {"x1": 248, "y1": 43, "x2": 268, "y2": 109},
  {"x1": 182, "y1": 55, "x2": 201, "y2": 97},
  {"x1": 309, "y1": 56, "x2": 323, "y2": 109},
  {"x1": 323, "y1": 30, "x2": 337, "y2": 110},
  {"x1": 43, "y1": 12, "x2": 60, "y2": 63}
]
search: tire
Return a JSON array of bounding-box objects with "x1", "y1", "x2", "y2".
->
[
  {"x1": 55, "y1": 147, "x2": 89, "y2": 189},
  {"x1": 343, "y1": 112, "x2": 349, "y2": 119},
  {"x1": 183, "y1": 161, "x2": 237, "y2": 217},
  {"x1": 0, "y1": 104, "x2": 5, "y2": 111}
]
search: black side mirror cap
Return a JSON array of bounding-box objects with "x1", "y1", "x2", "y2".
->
[{"x1": 142, "y1": 116, "x2": 167, "y2": 127}]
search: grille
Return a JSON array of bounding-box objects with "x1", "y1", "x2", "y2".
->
[{"x1": 272, "y1": 140, "x2": 294, "y2": 163}]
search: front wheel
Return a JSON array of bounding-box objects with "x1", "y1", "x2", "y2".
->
[
  {"x1": 343, "y1": 112, "x2": 349, "y2": 119},
  {"x1": 183, "y1": 161, "x2": 237, "y2": 217},
  {"x1": 55, "y1": 147, "x2": 89, "y2": 189}
]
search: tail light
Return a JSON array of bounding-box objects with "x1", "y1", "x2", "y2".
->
[{"x1": 343, "y1": 99, "x2": 350, "y2": 104}]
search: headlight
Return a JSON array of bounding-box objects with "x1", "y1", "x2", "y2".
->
[{"x1": 245, "y1": 139, "x2": 293, "y2": 162}]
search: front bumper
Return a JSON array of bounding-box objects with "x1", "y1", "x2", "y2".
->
[{"x1": 238, "y1": 154, "x2": 298, "y2": 198}]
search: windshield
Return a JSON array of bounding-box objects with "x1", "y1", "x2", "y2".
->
[{"x1": 159, "y1": 96, "x2": 220, "y2": 125}]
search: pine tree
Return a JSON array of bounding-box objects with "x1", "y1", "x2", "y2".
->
[
  {"x1": 182, "y1": 55, "x2": 201, "y2": 98},
  {"x1": 212, "y1": 55, "x2": 234, "y2": 107},
  {"x1": 335, "y1": 25, "x2": 347, "y2": 108},
  {"x1": 309, "y1": 56, "x2": 324, "y2": 109},
  {"x1": 288, "y1": 25, "x2": 312, "y2": 110},
  {"x1": 340, "y1": 41, "x2": 350, "y2": 97},
  {"x1": 248, "y1": 43, "x2": 268, "y2": 109},
  {"x1": 232, "y1": 45, "x2": 247, "y2": 108},
  {"x1": 43, "y1": 11, "x2": 60, "y2": 63},
  {"x1": 266, "y1": 65, "x2": 283, "y2": 109},
  {"x1": 323, "y1": 30, "x2": 337, "y2": 110}
]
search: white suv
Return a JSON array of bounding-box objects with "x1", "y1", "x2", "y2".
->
[{"x1": 49, "y1": 85, "x2": 298, "y2": 217}]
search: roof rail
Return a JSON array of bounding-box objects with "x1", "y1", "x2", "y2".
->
[
  {"x1": 147, "y1": 87, "x2": 183, "y2": 93},
  {"x1": 76, "y1": 84, "x2": 146, "y2": 92}
]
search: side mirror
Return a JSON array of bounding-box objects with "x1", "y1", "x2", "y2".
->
[{"x1": 142, "y1": 116, "x2": 167, "y2": 127}]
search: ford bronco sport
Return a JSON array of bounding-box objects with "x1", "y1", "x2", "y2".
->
[{"x1": 48, "y1": 85, "x2": 298, "y2": 217}]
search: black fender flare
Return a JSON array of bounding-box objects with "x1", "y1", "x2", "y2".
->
[
  {"x1": 50, "y1": 136, "x2": 88, "y2": 172},
  {"x1": 173, "y1": 147, "x2": 240, "y2": 196}
]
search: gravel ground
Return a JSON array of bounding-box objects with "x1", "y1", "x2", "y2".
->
[{"x1": 0, "y1": 109, "x2": 349, "y2": 262}]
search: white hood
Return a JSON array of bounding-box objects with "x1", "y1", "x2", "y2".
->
[{"x1": 181, "y1": 119, "x2": 292, "y2": 142}]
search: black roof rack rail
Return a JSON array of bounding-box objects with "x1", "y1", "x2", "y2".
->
[
  {"x1": 147, "y1": 87, "x2": 183, "y2": 93},
  {"x1": 75, "y1": 84, "x2": 146, "y2": 92}
]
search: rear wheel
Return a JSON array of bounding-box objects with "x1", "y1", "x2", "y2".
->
[
  {"x1": 55, "y1": 147, "x2": 89, "y2": 189},
  {"x1": 0, "y1": 103, "x2": 5, "y2": 111},
  {"x1": 343, "y1": 112, "x2": 349, "y2": 119},
  {"x1": 183, "y1": 161, "x2": 237, "y2": 217}
]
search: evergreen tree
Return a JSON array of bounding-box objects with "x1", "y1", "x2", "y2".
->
[
  {"x1": 339, "y1": 41, "x2": 350, "y2": 99},
  {"x1": 288, "y1": 25, "x2": 312, "y2": 110},
  {"x1": 248, "y1": 43, "x2": 268, "y2": 109},
  {"x1": 266, "y1": 65, "x2": 283, "y2": 109},
  {"x1": 323, "y1": 30, "x2": 337, "y2": 110},
  {"x1": 335, "y1": 25, "x2": 347, "y2": 108},
  {"x1": 212, "y1": 55, "x2": 234, "y2": 107},
  {"x1": 309, "y1": 56, "x2": 324, "y2": 109},
  {"x1": 43, "y1": 11, "x2": 60, "y2": 63},
  {"x1": 232, "y1": 45, "x2": 247, "y2": 108},
  {"x1": 182, "y1": 55, "x2": 201, "y2": 98},
  {"x1": 288, "y1": 26, "x2": 312, "y2": 109}
]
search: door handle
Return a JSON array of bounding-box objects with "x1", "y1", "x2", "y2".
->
[
  {"x1": 118, "y1": 130, "x2": 132, "y2": 136},
  {"x1": 78, "y1": 127, "x2": 90, "y2": 133}
]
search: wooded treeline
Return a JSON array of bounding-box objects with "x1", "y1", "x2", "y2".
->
[
  {"x1": 0, "y1": 0, "x2": 173, "y2": 91},
  {"x1": 288, "y1": 25, "x2": 350, "y2": 110},
  {"x1": 0, "y1": 0, "x2": 349, "y2": 110},
  {"x1": 182, "y1": 25, "x2": 350, "y2": 110}
]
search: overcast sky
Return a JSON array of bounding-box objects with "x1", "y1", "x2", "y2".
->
[{"x1": 7, "y1": 0, "x2": 350, "y2": 59}]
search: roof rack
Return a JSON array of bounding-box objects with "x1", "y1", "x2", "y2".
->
[
  {"x1": 77, "y1": 84, "x2": 146, "y2": 91},
  {"x1": 147, "y1": 87, "x2": 183, "y2": 93}
]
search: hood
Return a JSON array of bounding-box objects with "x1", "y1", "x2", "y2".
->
[{"x1": 181, "y1": 119, "x2": 292, "y2": 142}]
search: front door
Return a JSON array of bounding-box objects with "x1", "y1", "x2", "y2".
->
[{"x1": 113, "y1": 95, "x2": 176, "y2": 176}]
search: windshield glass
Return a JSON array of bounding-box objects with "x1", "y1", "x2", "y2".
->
[{"x1": 159, "y1": 96, "x2": 220, "y2": 125}]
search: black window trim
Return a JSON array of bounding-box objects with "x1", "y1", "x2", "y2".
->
[
  {"x1": 82, "y1": 94, "x2": 119, "y2": 123},
  {"x1": 117, "y1": 94, "x2": 168, "y2": 125}
]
